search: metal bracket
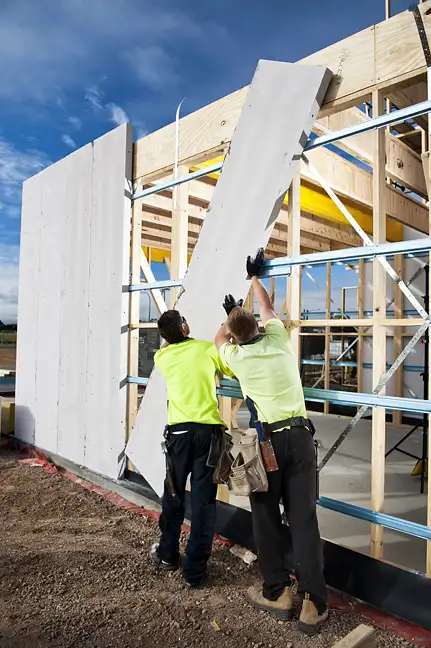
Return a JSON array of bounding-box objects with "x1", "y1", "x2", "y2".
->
[{"x1": 410, "y1": 4, "x2": 431, "y2": 68}]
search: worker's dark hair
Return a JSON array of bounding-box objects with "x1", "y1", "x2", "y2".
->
[
  {"x1": 157, "y1": 310, "x2": 185, "y2": 344},
  {"x1": 227, "y1": 307, "x2": 258, "y2": 344}
]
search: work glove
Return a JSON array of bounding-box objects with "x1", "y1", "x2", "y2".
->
[
  {"x1": 223, "y1": 294, "x2": 244, "y2": 316},
  {"x1": 246, "y1": 247, "x2": 265, "y2": 277}
]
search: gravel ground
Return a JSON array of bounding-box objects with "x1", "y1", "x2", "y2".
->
[{"x1": 0, "y1": 446, "x2": 415, "y2": 648}]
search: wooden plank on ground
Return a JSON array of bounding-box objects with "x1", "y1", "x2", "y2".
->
[
  {"x1": 126, "y1": 60, "x2": 331, "y2": 496},
  {"x1": 331, "y1": 625, "x2": 375, "y2": 648}
]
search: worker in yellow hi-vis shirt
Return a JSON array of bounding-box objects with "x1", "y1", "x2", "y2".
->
[
  {"x1": 215, "y1": 249, "x2": 327, "y2": 636},
  {"x1": 150, "y1": 309, "x2": 231, "y2": 588}
]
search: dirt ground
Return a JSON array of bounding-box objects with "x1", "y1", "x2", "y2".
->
[
  {"x1": 0, "y1": 445, "x2": 417, "y2": 648},
  {"x1": 0, "y1": 347, "x2": 16, "y2": 371}
]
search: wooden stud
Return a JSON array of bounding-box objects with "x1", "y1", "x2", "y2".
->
[
  {"x1": 286, "y1": 174, "x2": 301, "y2": 361},
  {"x1": 324, "y1": 263, "x2": 331, "y2": 414},
  {"x1": 170, "y1": 166, "x2": 189, "y2": 307},
  {"x1": 270, "y1": 278, "x2": 275, "y2": 307},
  {"x1": 296, "y1": 318, "x2": 423, "y2": 328},
  {"x1": 370, "y1": 89, "x2": 387, "y2": 560},
  {"x1": 427, "y1": 71, "x2": 431, "y2": 578},
  {"x1": 357, "y1": 258, "x2": 365, "y2": 397},
  {"x1": 392, "y1": 254, "x2": 404, "y2": 425},
  {"x1": 218, "y1": 394, "x2": 232, "y2": 504},
  {"x1": 245, "y1": 285, "x2": 255, "y2": 313}
]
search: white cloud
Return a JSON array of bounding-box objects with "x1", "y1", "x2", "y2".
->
[
  {"x1": 85, "y1": 85, "x2": 103, "y2": 112},
  {"x1": 0, "y1": 137, "x2": 51, "y2": 219},
  {"x1": 107, "y1": 102, "x2": 129, "y2": 126},
  {"x1": 0, "y1": 243, "x2": 19, "y2": 323},
  {"x1": 67, "y1": 116, "x2": 82, "y2": 130},
  {"x1": 0, "y1": 1, "x2": 227, "y2": 104},
  {"x1": 61, "y1": 134, "x2": 77, "y2": 149},
  {"x1": 134, "y1": 120, "x2": 148, "y2": 139},
  {"x1": 123, "y1": 45, "x2": 178, "y2": 89}
]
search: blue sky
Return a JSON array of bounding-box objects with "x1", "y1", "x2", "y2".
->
[{"x1": 0, "y1": 0, "x2": 413, "y2": 322}]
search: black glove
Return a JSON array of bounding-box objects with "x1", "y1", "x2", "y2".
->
[
  {"x1": 246, "y1": 247, "x2": 265, "y2": 277},
  {"x1": 223, "y1": 294, "x2": 244, "y2": 316}
]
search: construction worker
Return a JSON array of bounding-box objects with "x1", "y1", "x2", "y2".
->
[
  {"x1": 214, "y1": 249, "x2": 327, "y2": 635},
  {"x1": 150, "y1": 309, "x2": 229, "y2": 588}
]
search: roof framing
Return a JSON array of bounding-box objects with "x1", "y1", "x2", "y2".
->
[{"x1": 133, "y1": 1, "x2": 431, "y2": 183}]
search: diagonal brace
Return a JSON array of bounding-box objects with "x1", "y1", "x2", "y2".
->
[{"x1": 302, "y1": 154, "x2": 429, "y2": 321}]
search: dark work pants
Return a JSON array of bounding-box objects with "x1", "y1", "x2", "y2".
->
[
  {"x1": 250, "y1": 425, "x2": 327, "y2": 612},
  {"x1": 157, "y1": 424, "x2": 218, "y2": 584}
]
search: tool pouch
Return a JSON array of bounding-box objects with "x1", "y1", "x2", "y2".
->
[
  {"x1": 162, "y1": 425, "x2": 176, "y2": 497},
  {"x1": 212, "y1": 429, "x2": 234, "y2": 484},
  {"x1": 229, "y1": 429, "x2": 268, "y2": 496},
  {"x1": 259, "y1": 438, "x2": 279, "y2": 472}
]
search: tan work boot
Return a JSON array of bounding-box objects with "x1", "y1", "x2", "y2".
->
[
  {"x1": 246, "y1": 585, "x2": 293, "y2": 620},
  {"x1": 298, "y1": 598, "x2": 328, "y2": 635}
]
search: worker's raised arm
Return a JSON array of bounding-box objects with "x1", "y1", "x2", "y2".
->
[
  {"x1": 247, "y1": 248, "x2": 278, "y2": 325},
  {"x1": 214, "y1": 322, "x2": 231, "y2": 350}
]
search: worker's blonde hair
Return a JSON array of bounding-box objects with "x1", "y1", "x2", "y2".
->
[{"x1": 227, "y1": 307, "x2": 258, "y2": 344}]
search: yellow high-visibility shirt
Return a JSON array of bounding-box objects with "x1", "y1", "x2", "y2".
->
[
  {"x1": 155, "y1": 339, "x2": 230, "y2": 426},
  {"x1": 219, "y1": 319, "x2": 306, "y2": 427}
]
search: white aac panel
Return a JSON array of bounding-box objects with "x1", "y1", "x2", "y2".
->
[
  {"x1": 85, "y1": 124, "x2": 132, "y2": 478},
  {"x1": 16, "y1": 125, "x2": 132, "y2": 478},
  {"x1": 127, "y1": 60, "x2": 332, "y2": 495}
]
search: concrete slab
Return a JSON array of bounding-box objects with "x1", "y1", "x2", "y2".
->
[{"x1": 233, "y1": 408, "x2": 427, "y2": 573}]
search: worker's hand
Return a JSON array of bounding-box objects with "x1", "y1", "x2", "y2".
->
[
  {"x1": 246, "y1": 248, "x2": 265, "y2": 277},
  {"x1": 223, "y1": 294, "x2": 244, "y2": 315}
]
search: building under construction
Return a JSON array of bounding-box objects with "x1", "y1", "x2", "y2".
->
[{"x1": 12, "y1": 1, "x2": 431, "y2": 632}]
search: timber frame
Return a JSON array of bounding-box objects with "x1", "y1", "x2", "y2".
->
[{"x1": 127, "y1": 2, "x2": 431, "y2": 578}]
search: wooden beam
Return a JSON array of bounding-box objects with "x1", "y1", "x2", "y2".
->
[
  {"x1": 324, "y1": 262, "x2": 331, "y2": 414},
  {"x1": 141, "y1": 142, "x2": 427, "y2": 236},
  {"x1": 296, "y1": 318, "x2": 423, "y2": 327},
  {"x1": 270, "y1": 278, "x2": 275, "y2": 307},
  {"x1": 314, "y1": 107, "x2": 427, "y2": 197},
  {"x1": 170, "y1": 166, "x2": 189, "y2": 307},
  {"x1": 303, "y1": 146, "x2": 428, "y2": 233},
  {"x1": 427, "y1": 76, "x2": 431, "y2": 578},
  {"x1": 388, "y1": 82, "x2": 428, "y2": 131},
  {"x1": 146, "y1": 176, "x2": 365, "y2": 246},
  {"x1": 370, "y1": 89, "x2": 386, "y2": 560},
  {"x1": 357, "y1": 258, "x2": 365, "y2": 397},
  {"x1": 286, "y1": 174, "x2": 301, "y2": 360},
  {"x1": 141, "y1": 204, "x2": 332, "y2": 253},
  {"x1": 187, "y1": 178, "x2": 364, "y2": 245},
  {"x1": 392, "y1": 254, "x2": 404, "y2": 426},
  {"x1": 133, "y1": 2, "x2": 431, "y2": 181}
]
